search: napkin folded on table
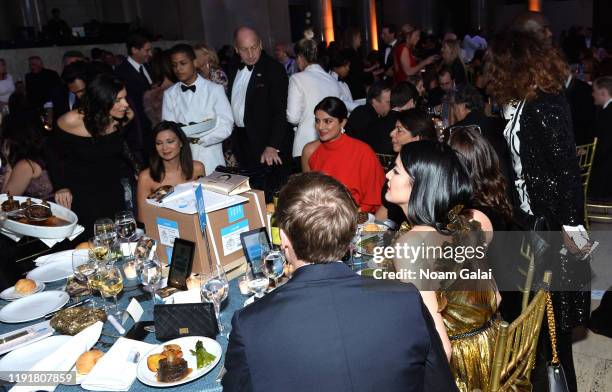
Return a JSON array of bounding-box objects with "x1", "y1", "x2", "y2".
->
[
  {"x1": 0, "y1": 225, "x2": 84, "y2": 248},
  {"x1": 10, "y1": 321, "x2": 103, "y2": 392},
  {"x1": 81, "y1": 337, "x2": 154, "y2": 391}
]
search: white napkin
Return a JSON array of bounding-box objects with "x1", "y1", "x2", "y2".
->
[
  {"x1": 34, "y1": 250, "x2": 74, "y2": 266},
  {"x1": 0, "y1": 225, "x2": 84, "y2": 248},
  {"x1": 81, "y1": 337, "x2": 154, "y2": 391},
  {"x1": 10, "y1": 321, "x2": 103, "y2": 392},
  {"x1": 165, "y1": 289, "x2": 201, "y2": 304}
]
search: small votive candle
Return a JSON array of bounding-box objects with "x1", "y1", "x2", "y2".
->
[
  {"x1": 186, "y1": 275, "x2": 201, "y2": 291},
  {"x1": 239, "y1": 277, "x2": 250, "y2": 296},
  {"x1": 123, "y1": 261, "x2": 137, "y2": 280}
]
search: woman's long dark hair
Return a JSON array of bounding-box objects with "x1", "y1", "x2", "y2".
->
[
  {"x1": 1, "y1": 111, "x2": 45, "y2": 168},
  {"x1": 399, "y1": 140, "x2": 473, "y2": 232},
  {"x1": 396, "y1": 109, "x2": 436, "y2": 140},
  {"x1": 448, "y1": 128, "x2": 513, "y2": 221},
  {"x1": 149, "y1": 121, "x2": 194, "y2": 183},
  {"x1": 79, "y1": 73, "x2": 127, "y2": 138}
]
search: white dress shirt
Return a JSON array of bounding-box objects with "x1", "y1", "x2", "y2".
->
[
  {"x1": 127, "y1": 56, "x2": 152, "y2": 85},
  {"x1": 330, "y1": 71, "x2": 358, "y2": 112},
  {"x1": 384, "y1": 39, "x2": 397, "y2": 65},
  {"x1": 286, "y1": 64, "x2": 343, "y2": 157},
  {"x1": 0, "y1": 74, "x2": 15, "y2": 103},
  {"x1": 604, "y1": 98, "x2": 612, "y2": 110},
  {"x1": 230, "y1": 67, "x2": 253, "y2": 128},
  {"x1": 162, "y1": 74, "x2": 234, "y2": 174}
]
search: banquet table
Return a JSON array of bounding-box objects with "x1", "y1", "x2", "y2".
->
[{"x1": 0, "y1": 267, "x2": 245, "y2": 392}]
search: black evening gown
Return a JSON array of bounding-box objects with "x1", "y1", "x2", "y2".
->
[{"x1": 51, "y1": 129, "x2": 125, "y2": 238}]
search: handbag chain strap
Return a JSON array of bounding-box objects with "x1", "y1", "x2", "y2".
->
[{"x1": 545, "y1": 291, "x2": 560, "y2": 365}]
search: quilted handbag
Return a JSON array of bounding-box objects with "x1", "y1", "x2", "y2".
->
[{"x1": 153, "y1": 303, "x2": 219, "y2": 341}]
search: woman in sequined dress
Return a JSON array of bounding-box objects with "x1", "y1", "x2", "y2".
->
[{"x1": 488, "y1": 30, "x2": 590, "y2": 392}]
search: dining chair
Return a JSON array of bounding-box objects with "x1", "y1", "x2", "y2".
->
[
  {"x1": 576, "y1": 138, "x2": 597, "y2": 229},
  {"x1": 517, "y1": 237, "x2": 536, "y2": 311},
  {"x1": 487, "y1": 270, "x2": 552, "y2": 392}
]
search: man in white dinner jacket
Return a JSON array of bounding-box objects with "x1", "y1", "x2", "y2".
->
[{"x1": 162, "y1": 44, "x2": 233, "y2": 174}]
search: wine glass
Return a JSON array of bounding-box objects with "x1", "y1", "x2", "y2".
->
[
  {"x1": 246, "y1": 268, "x2": 268, "y2": 299},
  {"x1": 262, "y1": 250, "x2": 286, "y2": 286},
  {"x1": 94, "y1": 218, "x2": 119, "y2": 259},
  {"x1": 138, "y1": 257, "x2": 162, "y2": 304},
  {"x1": 115, "y1": 211, "x2": 137, "y2": 259},
  {"x1": 200, "y1": 263, "x2": 229, "y2": 335},
  {"x1": 72, "y1": 250, "x2": 98, "y2": 307},
  {"x1": 97, "y1": 266, "x2": 124, "y2": 319},
  {"x1": 88, "y1": 236, "x2": 110, "y2": 264}
]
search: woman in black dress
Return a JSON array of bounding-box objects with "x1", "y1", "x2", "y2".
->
[
  {"x1": 51, "y1": 73, "x2": 133, "y2": 237},
  {"x1": 488, "y1": 30, "x2": 590, "y2": 392}
]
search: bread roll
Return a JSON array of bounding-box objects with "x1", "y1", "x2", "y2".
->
[
  {"x1": 76, "y1": 349, "x2": 104, "y2": 375},
  {"x1": 14, "y1": 278, "x2": 36, "y2": 294}
]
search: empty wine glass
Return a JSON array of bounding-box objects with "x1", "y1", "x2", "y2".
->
[
  {"x1": 115, "y1": 211, "x2": 137, "y2": 260},
  {"x1": 97, "y1": 266, "x2": 124, "y2": 318},
  {"x1": 72, "y1": 250, "x2": 98, "y2": 307},
  {"x1": 262, "y1": 250, "x2": 286, "y2": 286},
  {"x1": 201, "y1": 263, "x2": 229, "y2": 335},
  {"x1": 138, "y1": 256, "x2": 162, "y2": 304},
  {"x1": 246, "y1": 268, "x2": 268, "y2": 299}
]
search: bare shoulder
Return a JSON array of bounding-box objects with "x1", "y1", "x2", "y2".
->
[
  {"x1": 302, "y1": 140, "x2": 321, "y2": 158},
  {"x1": 57, "y1": 110, "x2": 87, "y2": 136},
  {"x1": 193, "y1": 161, "x2": 205, "y2": 178},
  {"x1": 467, "y1": 209, "x2": 493, "y2": 232}
]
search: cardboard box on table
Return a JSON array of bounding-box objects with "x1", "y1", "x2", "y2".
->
[{"x1": 140, "y1": 189, "x2": 267, "y2": 276}]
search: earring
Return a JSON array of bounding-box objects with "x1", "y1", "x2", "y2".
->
[{"x1": 341, "y1": 128, "x2": 346, "y2": 134}]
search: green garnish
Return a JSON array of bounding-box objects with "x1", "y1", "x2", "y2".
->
[{"x1": 190, "y1": 340, "x2": 216, "y2": 369}]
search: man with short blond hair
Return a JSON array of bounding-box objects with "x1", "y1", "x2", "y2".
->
[{"x1": 223, "y1": 172, "x2": 456, "y2": 392}]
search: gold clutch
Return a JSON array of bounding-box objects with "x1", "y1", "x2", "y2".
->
[{"x1": 50, "y1": 307, "x2": 107, "y2": 335}]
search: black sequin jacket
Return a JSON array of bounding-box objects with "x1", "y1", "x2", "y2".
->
[{"x1": 519, "y1": 92, "x2": 584, "y2": 228}]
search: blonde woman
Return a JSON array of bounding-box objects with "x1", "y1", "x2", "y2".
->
[
  {"x1": 441, "y1": 39, "x2": 467, "y2": 85},
  {"x1": 194, "y1": 43, "x2": 228, "y2": 91}
]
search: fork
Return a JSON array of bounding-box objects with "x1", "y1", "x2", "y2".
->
[{"x1": 128, "y1": 349, "x2": 140, "y2": 363}]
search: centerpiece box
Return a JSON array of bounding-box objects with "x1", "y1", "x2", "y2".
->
[{"x1": 141, "y1": 189, "x2": 266, "y2": 275}]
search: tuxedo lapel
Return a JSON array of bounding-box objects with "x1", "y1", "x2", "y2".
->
[{"x1": 245, "y1": 64, "x2": 260, "y2": 109}]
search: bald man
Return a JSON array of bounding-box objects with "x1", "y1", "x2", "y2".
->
[
  {"x1": 511, "y1": 11, "x2": 553, "y2": 45},
  {"x1": 227, "y1": 26, "x2": 292, "y2": 201}
]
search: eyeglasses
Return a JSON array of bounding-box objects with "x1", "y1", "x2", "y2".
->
[{"x1": 448, "y1": 125, "x2": 482, "y2": 137}]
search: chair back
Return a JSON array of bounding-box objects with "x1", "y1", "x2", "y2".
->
[
  {"x1": 488, "y1": 271, "x2": 552, "y2": 392},
  {"x1": 376, "y1": 153, "x2": 395, "y2": 171},
  {"x1": 518, "y1": 237, "x2": 536, "y2": 311},
  {"x1": 576, "y1": 138, "x2": 598, "y2": 229}
]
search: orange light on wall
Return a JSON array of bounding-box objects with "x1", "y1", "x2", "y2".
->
[
  {"x1": 322, "y1": 0, "x2": 334, "y2": 44},
  {"x1": 528, "y1": 0, "x2": 541, "y2": 11},
  {"x1": 368, "y1": 0, "x2": 378, "y2": 51}
]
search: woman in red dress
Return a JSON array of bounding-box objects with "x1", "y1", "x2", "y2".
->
[
  {"x1": 393, "y1": 28, "x2": 438, "y2": 83},
  {"x1": 301, "y1": 97, "x2": 385, "y2": 213}
]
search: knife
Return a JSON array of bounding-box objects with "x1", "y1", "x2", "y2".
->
[
  {"x1": 0, "y1": 330, "x2": 29, "y2": 345},
  {"x1": 44, "y1": 298, "x2": 92, "y2": 320}
]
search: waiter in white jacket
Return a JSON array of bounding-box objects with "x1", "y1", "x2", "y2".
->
[
  {"x1": 162, "y1": 44, "x2": 233, "y2": 174},
  {"x1": 286, "y1": 38, "x2": 342, "y2": 166}
]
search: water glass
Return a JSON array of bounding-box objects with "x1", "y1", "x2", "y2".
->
[
  {"x1": 245, "y1": 268, "x2": 268, "y2": 299},
  {"x1": 200, "y1": 263, "x2": 229, "y2": 335},
  {"x1": 138, "y1": 257, "x2": 162, "y2": 304},
  {"x1": 262, "y1": 250, "x2": 285, "y2": 285},
  {"x1": 72, "y1": 250, "x2": 98, "y2": 307}
]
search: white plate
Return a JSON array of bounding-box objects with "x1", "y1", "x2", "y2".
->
[
  {"x1": 0, "y1": 335, "x2": 71, "y2": 380},
  {"x1": 0, "y1": 281, "x2": 45, "y2": 301},
  {"x1": 136, "y1": 336, "x2": 222, "y2": 387},
  {"x1": 0, "y1": 291, "x2": 69, "y2": 323},
  {"x1": 0, "y1": 195, "x2": 78, "y2": 239},
  {"x1": 27, "y1": 258, "x2": 74, "y2": 283}
]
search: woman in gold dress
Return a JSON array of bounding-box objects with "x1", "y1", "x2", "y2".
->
[{"x1": 385, "y1": 140, "x2": 500, "y2": 392}]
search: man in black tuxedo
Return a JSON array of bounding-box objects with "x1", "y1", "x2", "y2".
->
[
  {"x1": 25, "y1": 56, "x2": 62, "y2": 110},
  {"x1": 227, "y1": 26, "x2": 291, "y2": 201},
  {"x1": 380, "y1": 24, "x2": 398, "y2": 79},
  {"x1": 115, "y1": 30, "x2": 153, "y2": 161},
  {"x1": 566, "y1": 74, "x2": 596, "y2": 146},
  {"x1": 223, "y1": 172, "x2": 456, "y2": 392},
  {"x1": 589, "y1": 76, "x2": 612, "y2": 199}
]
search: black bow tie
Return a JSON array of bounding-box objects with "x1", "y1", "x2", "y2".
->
[
  {"x1": 181, "y1": 84, "x2": 196, "y2": 93},
  {"x1": 239, "y1": 63, "x2": 254, "y2": 71}
]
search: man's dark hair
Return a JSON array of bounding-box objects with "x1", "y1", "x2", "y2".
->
[
  {"x1": 61, "y1": 61, "x2": 88, "y2": 84},
  {"x1": 382, "y1": 24, "x2": 397, "y2": 36},
  {"x1": 169, "y1": 44, "x2": 196, "y2": 61},
  {"x1": 51, "y1": 8, "x2": 60, "y2": 15},
  {"x1": 391, "y1": 81, "x2": 418, "y2": 109},
  {"x1": 126, "y1": 30, "x2": 152, "y2": 55},
  {"x1": 329, "y1": 51, "x2": 350, "y2": 69},
  {"x1": 438, "y1": 65, "x2": 454, "y2": 80},
  {"x1": 62, "y1": 50, "x2": 85, "y2": 61},
  {"x1": 367, "y1": 80, "x2": 392, "y2": 103},
  {"x1": 453, "y1": 84, "x2": 484, "y2": 112},
  {"x1": 28, "y1": 55, "x2": 41, "y2": 62}
]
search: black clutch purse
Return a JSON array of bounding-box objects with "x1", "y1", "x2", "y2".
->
[{"x1": 153, "y1": 303, "x2": 219, "y2": 341}]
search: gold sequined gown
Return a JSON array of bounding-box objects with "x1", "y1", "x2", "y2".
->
[{"x1": 438, "y1": 288, "x2": 499, "y2": 392}]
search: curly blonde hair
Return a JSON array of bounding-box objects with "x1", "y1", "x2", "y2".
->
[{"x1": 486, "y1": 30, "x2": 569, "y2": 104}]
